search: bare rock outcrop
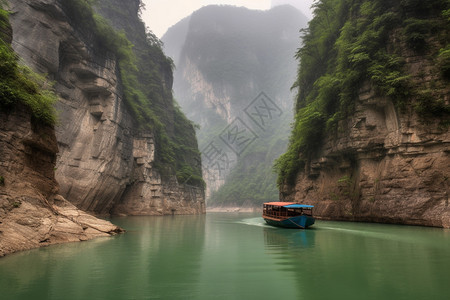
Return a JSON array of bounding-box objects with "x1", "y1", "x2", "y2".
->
[
  {"x1": 0, "y1": 106, "x2": 122, "y2": 257},
  {"x1": 7, "y1": 0, "x2": 205, "y2": 216},
  {"x1": 281, "y1": 80, "x2": 449, "y2": 228}
]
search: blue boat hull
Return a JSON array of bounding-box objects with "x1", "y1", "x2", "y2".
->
[{"x1": 264, "y1": 215, "x2": 315, "y2": 229}]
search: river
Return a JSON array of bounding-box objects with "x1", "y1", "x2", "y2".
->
[{"x1": 0, "y1": 213, "x2": 449, "y2": 300}]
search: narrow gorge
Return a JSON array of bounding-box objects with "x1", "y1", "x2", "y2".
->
[
  {"x1": 1, "y1": 1, "x2": 450, "y2": 298},
  {"x1": 163, "y1": 5, "x2": 308, "y2": 207}
]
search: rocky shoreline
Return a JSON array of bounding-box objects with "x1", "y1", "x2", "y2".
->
[{"x1": 0, "y1": 105, "x2": 123, "y2": 258}]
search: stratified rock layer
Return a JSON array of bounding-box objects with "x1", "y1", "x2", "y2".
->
[
  {"x1": 7, "y1": 0, "x2": 205, "y2": 216},
  {"x1": 281, "y1": 82, "x2": 449, "y2": 228},
  {"x1": 0, "y1": 106, "x2": 122, "y2": 257}
]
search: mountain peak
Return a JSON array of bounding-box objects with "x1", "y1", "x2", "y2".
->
[{"x1": 271, "y1": 0, "x2": 313, "y2": 19}]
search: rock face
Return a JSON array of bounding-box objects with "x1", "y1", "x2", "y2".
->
[
  {"x1": 0, "y1": 106, "x2": 122, "y2": 257},
  {"x1": 7, "y1": 0, "x2": 205, "y2": 216},
  {"x1": 280, "y1": 70, "x2": 450, "y2": 227},
  {"x1": 278, "y1": 0, "x2": 450, "y2": 229}
]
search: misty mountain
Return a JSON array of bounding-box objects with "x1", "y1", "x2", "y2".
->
[
  {"x1": 162, "y1": 4, "x2": 308, "y2": 206},
  {"x1": 271, "y1": 0, "x2": 311, "y2": 15},
  {"x1": 161, "y1": 15, "x2": 191, "y2": 64}
]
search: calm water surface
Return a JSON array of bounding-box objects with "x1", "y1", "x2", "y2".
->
[{"x1": 1, "y1": 213, "x2": 449, "y2": 300}]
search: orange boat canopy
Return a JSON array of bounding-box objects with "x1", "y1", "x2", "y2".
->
[
  {"x1": 264, "y1": 202, "x2": 296, "y2": 206},
  {"x1": 264, "y1": 202, "x2": 314, "y2": 208}
]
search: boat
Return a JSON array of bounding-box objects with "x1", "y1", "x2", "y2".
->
[{"x1": 262, "y1": 202, "x2": 315, "y2": 229}]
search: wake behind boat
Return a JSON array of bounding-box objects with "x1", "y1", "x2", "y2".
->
[{"x1": 262, "y1": 202, "x2": 315, "y2": 229}]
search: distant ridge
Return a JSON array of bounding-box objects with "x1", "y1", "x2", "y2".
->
[{"x1": 271, "y1": 0, "x2": 313, "y2": 19}]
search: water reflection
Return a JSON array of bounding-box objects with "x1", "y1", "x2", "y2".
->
[
  {"x1": 110, "y1": 215, "x2": 207, "y2": 299},
  {"x1": 196, "y1": 213, "x2": 301, "y2": 299},
  {"x1": 0, "y1": 236, "x2": 114, "y2": 299},
  {"x1": 264, "y1": 227, "x2": 316, "y2": 250},
  {"x1": 1, "y1": 215, "x2": 449, "y2": 300},
  {"x1": 263, "y1": 221, "x2": 450, "y2": 300},
  {"x1": 0, "y1": 215, "x2": 206, "y2": 300}
]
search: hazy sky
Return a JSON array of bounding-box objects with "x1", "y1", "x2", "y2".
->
[{"x1": 141, "y1": 0, "x2": 315, "y2": 38}]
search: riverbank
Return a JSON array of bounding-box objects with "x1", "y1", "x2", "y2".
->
[
  {"x1": 0, "y1": 195, "x2": 123, "y2": 258},
  {"x1": 0, "y1": 106, "x2": 123, "y2": 258}
]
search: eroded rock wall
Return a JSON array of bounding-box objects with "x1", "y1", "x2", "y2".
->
[
  {"x1": 280, "y1": 51, "x2": 450, "y2": 227},
  {"x1": 7, "y1": 0, "x2": 205, "y2": 216},
  {"x1": 281, "y1": 95, "x2": 449, "y2": 227},
  {"x1": 0, "y1": 105, "x2": 122, "y2": 257}
]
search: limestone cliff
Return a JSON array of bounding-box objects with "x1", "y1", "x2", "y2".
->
[
  {"x1": 163, "y1": 5, "x2": 308, "y2": 206},
  {"x1": 6, "y1": 0, "x2": 205, "y2": 216},
  {"x1": 280, "y1": 85, "x2": 450, "y2": 227},
  {"x1": 0, "y1": 2, "x2": 124, "y2": 257},
  {"x1": 277, "y1": 0, "x2": 449, "y2": 228},
  {"x1": 0, "y1": 103, "x2": 123, "y2": 257}
]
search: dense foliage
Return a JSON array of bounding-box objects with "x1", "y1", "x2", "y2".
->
[
  {"x1": 275, "y1": 0, "x2": 450, "y2": 187},
  {"x1": 59, "y1": 0, "x2": 203, "y2": 187},
  {"x1": 208, "y1": 118, "x2": 289, "y2": 206},
  {"x1": 0, "y1": 4, "x2": 57, "y2": 125}
]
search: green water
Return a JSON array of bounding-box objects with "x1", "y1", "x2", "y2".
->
[{"x1": 1, "y1": 213, "x2": 449, "y2": 300}]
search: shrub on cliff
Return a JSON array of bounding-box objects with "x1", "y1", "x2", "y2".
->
[
  {"x1": 438, "y1": 45, "x2": 450, "y2": 79},
  {"x1": 0, "y1": 5, "x2": 57, "y2": 126}
]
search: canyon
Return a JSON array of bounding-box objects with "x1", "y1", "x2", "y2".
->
[{"x1": 162, "y1": 5, "x2": 308, "y2": 205}]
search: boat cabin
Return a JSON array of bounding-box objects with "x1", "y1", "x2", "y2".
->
[{"x1": 263, "y1": 202, "x2": 313, "y2": 219}]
